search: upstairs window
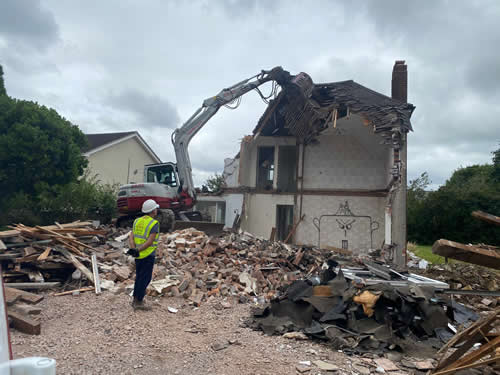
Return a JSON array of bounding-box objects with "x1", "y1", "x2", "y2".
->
[{"x1": 257, "y1": 146, "x2": 274, "y2": 190}]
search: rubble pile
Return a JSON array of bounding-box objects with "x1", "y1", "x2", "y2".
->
[
  {"x1": 149, "y1": 228, "x2": 341, "y2": 305},
  {"x1": 0, "y1": 221, "x2": 127, "y2": 334},
  {"x1": 247, "y1": 269, "x2": 480, "y2": 355},
  {"x1": 0, "y1": 222, "x2": 116, "y2": 287},
  {"x1": 419, "y1": 263, "x2": 499, "y2": 292}
]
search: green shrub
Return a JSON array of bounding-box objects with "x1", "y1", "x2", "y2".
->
[{"x1": 38, "y1": 173, "x2": 119, "y2": 224}]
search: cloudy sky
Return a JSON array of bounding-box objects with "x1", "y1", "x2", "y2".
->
[{"x1": 1, "y1": 0, "x2": 499, "y2": 188}]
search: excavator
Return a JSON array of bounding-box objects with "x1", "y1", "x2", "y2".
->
[{"x1": 116, "y1": 66, "x2": 314, "y2": 231}]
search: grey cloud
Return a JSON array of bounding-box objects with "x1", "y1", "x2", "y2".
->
[
  {"x1": 107, "y1": 90, "x2": 180, "y2": 130},
  {"x1": 0, "y1": 0, "x2": 59, "y2": 51}
]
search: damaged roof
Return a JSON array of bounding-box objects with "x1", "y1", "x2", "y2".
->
[{"x1": 253, "y1": 78, "x2": 415, "y2": 145}]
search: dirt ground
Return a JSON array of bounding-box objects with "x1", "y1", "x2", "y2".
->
[{"x1": 11, "y1": 292, "x2": 426, "y2": 375}]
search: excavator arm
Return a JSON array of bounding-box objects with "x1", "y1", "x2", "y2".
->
[{"x1": 171, "y1": 66, "x2": 294, "y2": 199}]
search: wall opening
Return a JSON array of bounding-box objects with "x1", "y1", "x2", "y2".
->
[
  {"x1": 276, "y1": 205, "x2": 294, "y2": 242},
  {"x1": 277, "y1": 145, "x2": 297, "y2": 192},
  {"x1": 257, "y1": 146, "x2": 275, "y2": 190}
]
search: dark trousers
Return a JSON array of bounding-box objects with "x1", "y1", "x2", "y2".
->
[{"x1": 133, "y1": 253, "x2": 155, "y2": 302}]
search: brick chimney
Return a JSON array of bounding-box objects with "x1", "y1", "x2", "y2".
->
[{"x1": 391, "y1": 60, "x2": 407, "y2": 102}]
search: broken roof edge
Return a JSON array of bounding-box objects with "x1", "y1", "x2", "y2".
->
[{"x1": 253, "y1": 79, "x2": 415, "y2": 137}]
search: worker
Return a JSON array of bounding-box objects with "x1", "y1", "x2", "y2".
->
[{"x1": 128, "y1": 199, "x2": 160, "y2": 310}]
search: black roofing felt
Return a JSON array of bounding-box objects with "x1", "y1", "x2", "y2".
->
[{"x1": 83, "y1": 131, "x2": 136, "y2": 152}]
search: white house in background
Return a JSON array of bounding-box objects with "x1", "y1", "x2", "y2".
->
[{"x1": 83, "y1": 131, "x2": 161, "y2": 186}]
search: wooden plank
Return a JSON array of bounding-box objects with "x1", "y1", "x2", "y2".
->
[
  {"x1": 0, "y1": 221, "x2": 92, "y2": 239},
  {"x1": 432, "y1": 239, "x2": 500, "y2": 270},
  {"x1": 37, "y1": 247, "x2": 52, "y2": 261},
  {"x1": 52, "y1": 287, "x2": 94, "y2": 296},
  {"x1": 5, "y1": 282, "x2": 60, "y2": 290},
  {"x1": 0, "y1": 239, "x2": 6, "y2": 250},
  {"x1": 432, "y1": 356, "x2": 500, "y2": 375},
  {"x1": 446, "y1": 335, "x2": 500, "y2": 370},
  {"x1": 4, "y1": 287, "x2": 44, "y2": 304},
  {"x1": 11, "y1": 304, "x2": 42, "y2": 316},
  {"x1": 91, "y1": 253, "x2": 101, "y2": 295},
  {"x1": 58, "y1": 248, "x2": 94, "y2": 285},
  {"x1": 472, "y1": 210, "x2": 500, "y2": 226},
  {"x1": 8, "y1": 310, "x2": 40, "y2": 335},
  {"x1": 284, "y1": 214, "x2": 305, "y2": 244},
  {"x1": 269, "y1": 227, "x2": 276, "y2": 242},
  {"x1": 0, "y1": 253, "x2": 22, "y2": 260},
  {"x1": 36, "y1": 226, "x2": 95, "y2": 251},
  {"x1": 435, "y1": 308, "x2": 499, "y2": 370},
  {"x1": 55, "y1": 238, "x2": 84, "y2": 257},
  {"x1": 6, "y1": 239, "x2": 52, "y2": 248}
]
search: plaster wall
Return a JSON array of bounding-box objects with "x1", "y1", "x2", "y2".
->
[
  {"x1": 224, "y1": 193, "x2": 244, "y2": 228},
  {"x1": 303, "y1": 115, "x2": 391, "y2": 190},
  {"x1": 86, "y1": 137, "x2": 158, "y2": 186},
  {"x1": 295, "y1": 195, "x2": 386, "y2": 252},
  {"x1": 223, "y1": 158, "x2": 240, "y2": 188},
  {"x1": 240, "y1": 193, "x2": 294, "y2": 238}
]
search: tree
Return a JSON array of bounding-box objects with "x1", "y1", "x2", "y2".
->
[
  {"x1": 407, "y1": 150, "x2": 500, "y2": 245},
  {"x1": 203, "y1": 173, "x2": 226, "y2": 193},
  {"x1": 0, "y1": 65, "x2": 6, "y2": 96},
  {"x1": 492, "y1": 144, "x2": 500, "y2": 183},
  {"x1": 0, "y1": 64, "x2": 88, "y2": 224}
]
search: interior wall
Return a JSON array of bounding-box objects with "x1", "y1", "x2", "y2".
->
[
  {"x1": 295, "y1": 195, "x2": 385, "y2": 252},
  {"x1": 303, "y1": 115, "x2": 391, "y2": 190},
  {"x1": 240, "y1": 193, "x2": 294, "y2": 238}
]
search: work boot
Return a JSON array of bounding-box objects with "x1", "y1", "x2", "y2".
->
[{"x1": 133, "y1": 300, "x2": 152, "y2": 311}]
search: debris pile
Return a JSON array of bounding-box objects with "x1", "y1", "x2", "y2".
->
[
  {"x1": 0, "y1": 222, "x2": 113, "y2": 289},
  {"x1": 0, "y1": 221, "x2": 130, "y2": 333},
  {"x1": 151, "y1": 228, "x2": 341, "y2": 305},
  {"x1": 247, "y1": 267, "x2": 480, "y2": 355}
]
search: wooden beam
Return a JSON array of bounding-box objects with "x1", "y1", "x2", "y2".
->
[
  {"x1": 7, "y1": 310, "x2": 40, "y2": 335},
  {"x1": 432, "y1": 239, "x2": 500, "y2": 270},
  {"x1": 472, "y1": 210, "x2": 500, "y2": 226},
  {"x1": 0, "y1": 239, "x2": 6, "y2": 250},
  {"x1": 91, "y1": 253, "x2": 101, "y2": 295},
  {"x1": 5, "y1": 282, "x2": 60, "y2": 290},
  {"x1": 4, "y1": 287, "x2": 44, "y2": 304},
  {"x1": 284, "y1": 214, "x2": 305, "y2": 244},
  {"x1": 0, "y1": 221, "x2": 92, "y2": 239},
  {"x1": 36, "y1": 226, "x2": 95, "y2": 251},
  {"x1": 52, "y1": 287, "x2": 94, "y2": 296},
  {"x1": 58, "y1": 248, "x2": 94, "y2": 285},
  {"x1": 37, "y1": 247, "x2": 52, "y2": 261},
  {"x1": 432, "y1": 356, "x2": 500, "y2": 375}
]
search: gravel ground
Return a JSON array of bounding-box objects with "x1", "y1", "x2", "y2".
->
[{"x1": 11, "y1": 292, "x2": 417, "y2": 375}]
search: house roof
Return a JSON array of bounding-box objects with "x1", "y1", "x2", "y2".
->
[
  {"x1": 253, "y1": 78, "x2": 415, "y2": 145},
  {"x1": 84, "y1": 131, "x2": 136, "y2": 152},
  {"x1": 83, "y1": 131, "x2": 161, "y2": 163}
]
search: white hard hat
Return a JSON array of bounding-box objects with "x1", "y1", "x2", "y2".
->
[{"x1": 142, "y1": 199, "x2": 159, "y2": 213}]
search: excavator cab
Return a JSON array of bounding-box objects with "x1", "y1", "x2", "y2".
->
[{"x1": 144, "y1": 162, "x2": 178, "y2": 187}]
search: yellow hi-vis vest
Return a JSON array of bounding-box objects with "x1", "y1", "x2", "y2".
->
[{"x1": 132, "y1": 215, "x2": 159, "y2": 259}]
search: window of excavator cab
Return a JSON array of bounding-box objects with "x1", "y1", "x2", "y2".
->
[{"x1": 146, "y1": 165, "x2": 177, "y2": 187}]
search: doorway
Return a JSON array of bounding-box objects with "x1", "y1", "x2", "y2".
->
[{"x1": 276, "y1": 205, "x2": 294, "y2": 242}]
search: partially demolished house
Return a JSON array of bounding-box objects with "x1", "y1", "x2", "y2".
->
[{"x1": 223, "y1": 61, "x2": 414, "y2": 267}]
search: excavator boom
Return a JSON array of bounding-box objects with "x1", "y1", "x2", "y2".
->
[{"x1": 171, "y1": 66, "x2": 300, "y2": 200}]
